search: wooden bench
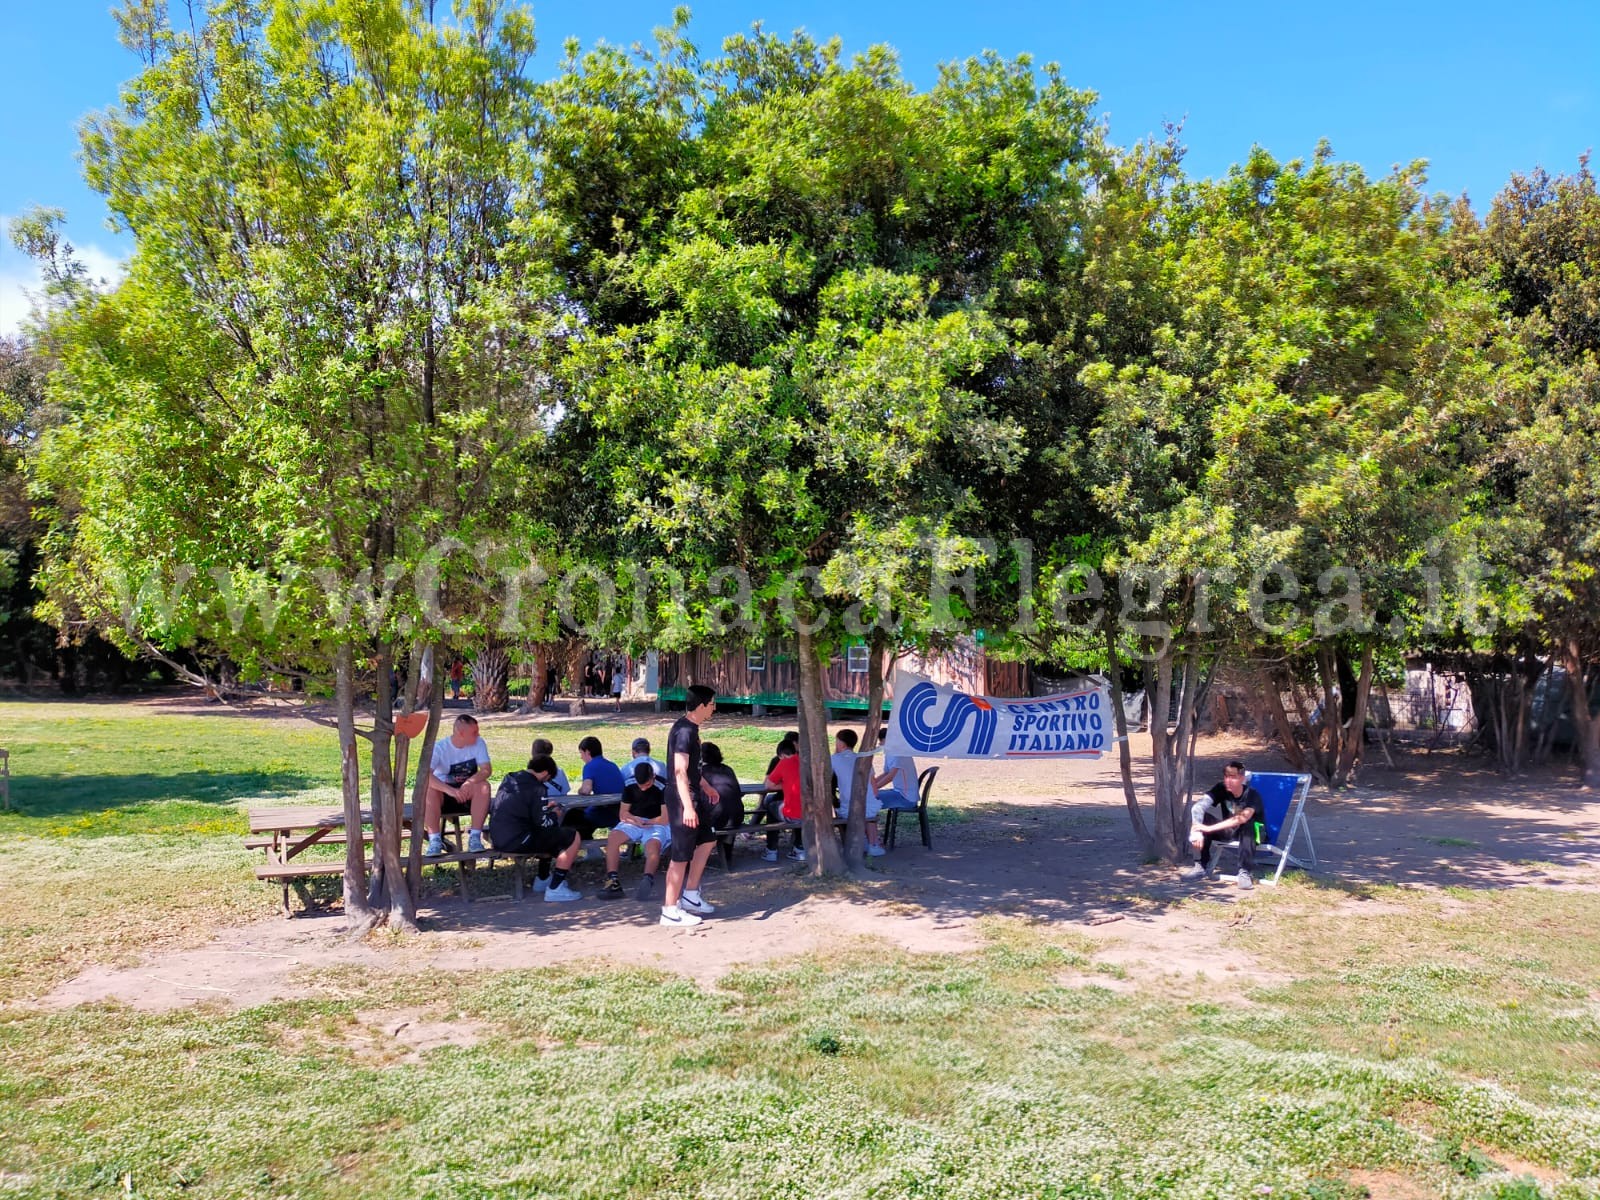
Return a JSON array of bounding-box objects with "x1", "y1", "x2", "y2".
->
[
  {"x1": 248, "y1": 803, "x2": 411, "y2": 916},
  {"x1": 714, "y1": 813, "x2": 852, "y2": 867},
  {"x1": 247, "y1": 801, "x2": 615, "y2": 913},
  {"x1": 244, "y1": 831, "x2": 370, "y2": 850}
]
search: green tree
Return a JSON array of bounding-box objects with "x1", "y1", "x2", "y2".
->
[
  {"x1": 547, "y1": 28, "x2": 1103, "y2": 872},
  {"x1": 1475, "y1": 162, "x2": 1600, "y2": 787},
  {"x1": 31, "y1": 0, "x2": 559, "y2": 929},
  {"x1": 1051, "y1": 145, "x2": 1496, "y2": 860}
]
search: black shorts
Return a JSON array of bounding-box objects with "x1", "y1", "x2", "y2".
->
[
  {"x1": 439, "y1": 795, "x2": 472, "y2": 816},
  {"x1": 665, "y1": 795, "x2": 717, "y2": 863},
  {"x1": 709, "y1": 796, "x2": 745, "y2": 832},
  {"x1": 489, "y1": 825, "x2": 577, "y2": 857}
]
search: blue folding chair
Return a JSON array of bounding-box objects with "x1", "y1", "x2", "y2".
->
[{"x1": 1245, "y1": 771, "x2": 1318, "y2": 885}]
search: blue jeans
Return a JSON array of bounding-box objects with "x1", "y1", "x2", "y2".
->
[{"x1": 877, "y1": 788, "x2": 916, "y2": 812}]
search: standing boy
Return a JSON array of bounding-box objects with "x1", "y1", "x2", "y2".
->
[{"x1": 660, "y1": 685, "x2": 721, "y2": 928}]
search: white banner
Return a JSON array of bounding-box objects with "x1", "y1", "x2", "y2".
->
[{"x1": 880, "y1": 669, "x2": 1112, "y2": 760}]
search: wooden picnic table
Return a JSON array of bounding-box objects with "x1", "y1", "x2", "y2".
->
[{"x1": 247, "y1": 782, "x2": 780, "y2": 914}]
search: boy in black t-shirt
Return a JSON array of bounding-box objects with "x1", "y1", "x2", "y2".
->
[
  {"x1": 660, "y1": 685, "x2": 721, "y2": 927},
  {"x1": 600, "y1": 762, "x2": 671, "y2": 900},
  {"x1": 1181, "y1": 760, "x2": 1263, "y2": 890}
]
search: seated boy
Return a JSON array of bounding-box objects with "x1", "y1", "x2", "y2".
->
[
  {"x1": 873, "y1": 728, "x2": 919, "y2": 812},
  {"x1": 600, "y1": 762, "x2": 671, "y2": 901},
  {"x1": 761, "y1": 740, "x2": 806, "y2": 862},
  {"x1": 528, "y1": 737, "x2": 571, "y2": 794},
  {"x1": 832, "y1": 729, "x2": 885, "y2": 856},
  {"x1": 485, "y1": 754, "x2": 584, "y2": 903}
]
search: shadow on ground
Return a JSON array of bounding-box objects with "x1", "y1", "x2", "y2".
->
[{"x1": 6, "y1": 769, "x2": 321, "y2": 819}]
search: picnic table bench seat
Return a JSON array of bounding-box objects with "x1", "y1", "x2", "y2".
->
[
  {"x1": 249, "y1": 782, "x2": 845, "y2": 913},
  {"x1": 244, "y1": 830, "x2": 370, "y2": 850}
]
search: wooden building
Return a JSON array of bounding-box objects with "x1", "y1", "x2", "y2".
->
[{"x1": 657, "y1": 637, "x2": 1029, "y2": 713}]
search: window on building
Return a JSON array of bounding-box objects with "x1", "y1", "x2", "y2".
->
[
  {"x1": 747, "y1": 650, "x2": 766, "y2": 673},
  {"x1": 846, "y1": 643, "x2": 871, "y2": 674}
]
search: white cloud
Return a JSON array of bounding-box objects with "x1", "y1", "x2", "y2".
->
[
  {"x1": 0, "y1": 214, "x2": 127, "y2": 336},
  {"x1": 0, "y1": 265, "x2": 36, "y2": 337}
]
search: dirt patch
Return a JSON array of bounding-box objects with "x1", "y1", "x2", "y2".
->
[
  {"x1": 1081, "y1": 908, "x2": 1289, "y2": 989},
  {"x1": 1344, "y1": 1168, "x2": 1439, "y2": 1199},
  {"x1": 1484, "y1": 1154, "x2": 1566, "y2": 1186},
  {"x1": 273, "y1": 1007, "x2": 485, "y2": 1066},
  {"x1": 40, "y1": 883, "x2": 988, "y2": 1012}
]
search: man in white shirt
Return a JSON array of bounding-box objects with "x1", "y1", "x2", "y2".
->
[
  {"x1": 831, "y1": 728, "x2": 885, "y2": 857},
  {"x1": 424, "y1": 714, "x2": 492, "y2": 855}
]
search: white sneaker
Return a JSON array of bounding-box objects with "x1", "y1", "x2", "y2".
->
[
  {"x1": 1236, "y1": 871, "x2": 1255, "y2": 891},
  {"x1": 544, "y1": 881, "x2": 583, "y2": 903},
  {"x1": 680, "y1": 892, "x2": 716, "y2": 916},
  {"x1": 424, "y1": 835, "x2": 445, "y2": 856},
  {"x1": 467, "y1": 830, "x2": 485, "y2": 853},
  {"x1": 787, "y1": 848, "x2": 808, "y2": 862},
  {"x1": 866, "y1": 845, "x2": 887, "y2": 857},
  {"x1": 1179, "y1": 865, "x2": 1207, "y2": 882},
  {"x1": 761, "y1": 849, "x2": 779, "y2": 863},
  {"x1": 532, "y1": 876, "x2": 550, "y2": 893},
  {"x1": 659, "y1": 906, "x2": 702, "y2": 928}
]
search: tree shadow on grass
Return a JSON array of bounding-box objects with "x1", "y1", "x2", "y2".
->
[{"x1": 4, "y1": 769, "x2": 323, "y2": 820}]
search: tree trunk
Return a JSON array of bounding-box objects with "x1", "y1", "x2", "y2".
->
[
  {"x1": 471, "y1": 642, "x2": 509, "y2": 713},
  {"x1": 1142, "y1": 641, "x2": 1215, "y2": 864},
  {"x1": 1257, "y1": 665, "x2": 1309, "y2": 772},
  {"x1": 1560, "y1": 639, "x2": 1600, "y2": 789},
  {"x1": 519, "y1": 642, "x2": 552, "y2": 713},
  {"x1": 1104, "y1": 614, "x2": 1154, "y2": 855},
  {"x1": 334, "y1": 643, "x2": 376, "y2": 932},
  {"x1": 846, "y1": 631, "x2": 888, "y2": 864},
  {"x1": 1334, "y1": 644, "x2": 1374, "y2": 786},
  {"x1": 406, "y1": 655, "x2": 447, "y2": 900},
  {"x1": 367, "y1": 641, "x2": 420, "y2": 932},
  {"x1": 1147, "y1": 653, "x2": 1182, "y2": 862},
  {"x1": 366, "y1": 642, "x2": 394, "y2": 911},
  {"x1": 796, "y1": 626, "x2": 847, "y2": 875},
  {"x1": 1283, "y1": 652, "x2": 1336, "y2": 786},
  {"x1": 562, "y1": 638, "x2": 588, "y2": 716}
]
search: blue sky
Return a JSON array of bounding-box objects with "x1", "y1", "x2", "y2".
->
[{"x1": 3, "y1": 0, "x2": 1596, "y2": 330}]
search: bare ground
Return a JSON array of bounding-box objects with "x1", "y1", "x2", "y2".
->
[{"x1": 40, "y1": 724, "x2": 1600, "y2": 1012}]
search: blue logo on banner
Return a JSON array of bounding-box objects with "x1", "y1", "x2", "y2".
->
[{"x1": 898, "y1": 682, "x2": 998, "y2": 756}]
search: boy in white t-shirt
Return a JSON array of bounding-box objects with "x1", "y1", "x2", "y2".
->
[
  {"x1": 873, "y1": 726, "x2": 919, "y2": 814},
  {"x1": 424, "y1": 714, "x2": 492, "y2": 855},
  {"x1": 831, "y1": 728, "x2": 885, "y2": 857}
]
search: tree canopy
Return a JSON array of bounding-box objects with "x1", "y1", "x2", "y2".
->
[{"x1": 10, "y1": 1, "x2": 1600, "y2": 894}]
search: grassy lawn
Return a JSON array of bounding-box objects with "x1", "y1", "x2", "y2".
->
[{"x1": 1, "y1": 700, "x2": 1598, "y2": 1198}]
